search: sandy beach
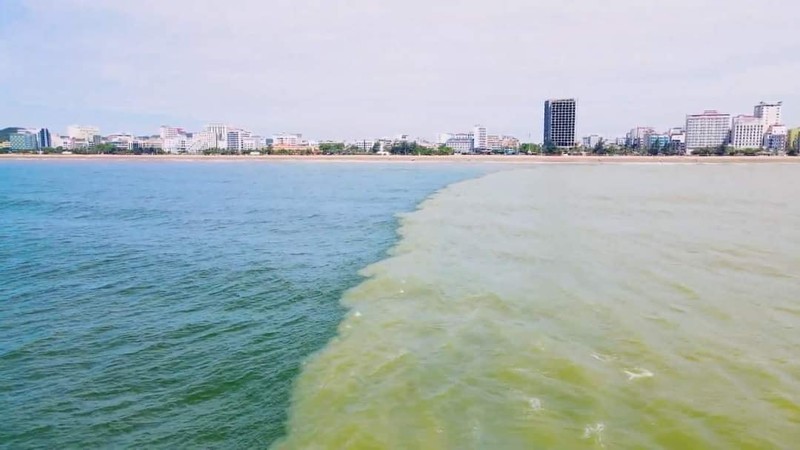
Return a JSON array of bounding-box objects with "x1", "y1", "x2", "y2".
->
[{"x1": 1, "y1": 154, "x2": 799, "y2": 164}]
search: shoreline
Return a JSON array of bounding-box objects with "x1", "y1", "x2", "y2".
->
[{"x1": 1, "y1": 154, "x2": 799, "y2": 164}]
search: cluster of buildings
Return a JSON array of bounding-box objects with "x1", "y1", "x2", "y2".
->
[
  {"x1": 562, "y1": 99, "x2": 796, "y2": 154},
  {"x1": 158, "y1": 124, "x2": 271, "y2": 153},
  {"x1": 0, "y1": 121, "x2": 523, "y2": 155},
  {"x1": 0, "y1": 123, "x2": 314, "y2": 154},
  {"x1": 3, "y1": 99, "x2": 798, "y2": 155},
  {"x1": 683, "y1": 102, "x2": 786, "y2": 151},
  {"x1": 436, "y1": 125, "x2": 521, "y2": 154},
  {"x1": 0, "y1": 125, "x2": 158, "y2": 153}
]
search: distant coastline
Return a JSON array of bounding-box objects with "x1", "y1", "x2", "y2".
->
[{"x1": 1, "y1": 154, "x2": 800, "y2": 164}]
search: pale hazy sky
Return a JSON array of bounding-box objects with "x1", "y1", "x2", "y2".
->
[{"x1": 1, "y1": 0, "x2": 799, "y2": 141}]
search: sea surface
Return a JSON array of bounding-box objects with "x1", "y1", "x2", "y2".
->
[{"x1": 3, "y1": 161, "x2": 800, "y2": 449}]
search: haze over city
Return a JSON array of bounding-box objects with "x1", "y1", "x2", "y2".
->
[{"x1": 1, "y1": 0, "x2": 799, "y2": 140}]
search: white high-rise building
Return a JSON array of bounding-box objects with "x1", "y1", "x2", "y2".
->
[
  {"x1": 685, "y1": 111, "x2": 731, "y2": 151},
  {"x1": 226, "y1": 129, "x2": 252, "y2": 153},
  {"x1": 473, "y1": 125, "x2": 487, "y2": 151},
  {"x1": 66, "y1": 125, "x2": 100, "y2": 141},
  {"x1": 754, "y1": 101, "x2": 782, "y2": 128},
  {"x1": 731, "y1": 115, "x2": 765, "y2": 149},
  {"x1": 159, "y1": 126, "x2": 184, "y2": 140},
  {"x1": 205, "y1": 123, "x2": 229, "y2": 149}
]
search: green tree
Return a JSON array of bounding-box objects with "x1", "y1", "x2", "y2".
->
[
  {"x1": 543, "y1": 141, "x2": 561, "y2": 155},
  {"x1": 519, "y1": 143, "x2": 542, "y2": 154},
  {"x1": 592, "y1": 139, "x2": 606, "y2": 155},
  {"x1": 319, "y1": 142, "x2": 345, "y2": 154},
  {"x1": 435, "y1": 144, "x2": 454, "y2": 155}
]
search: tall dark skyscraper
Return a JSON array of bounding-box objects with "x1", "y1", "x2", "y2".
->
[
  {"x1": 37, "y1": 128, "x2": 52, "y2": 148},
  {"x1": 543, "y1": 99, "x2": 576, "y2": 148}
]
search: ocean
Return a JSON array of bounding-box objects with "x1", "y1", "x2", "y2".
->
[{"x1": 2, "y1": 161, "x2": 800, "y2": 449}]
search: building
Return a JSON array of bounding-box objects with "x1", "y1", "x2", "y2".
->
[
  {"x1": 765, "y1": 125, "x2": 787, "y2": 152},
  {"x1": 626, "y1": 127, "x2": 655, "y2": 149},
  {"x1": 544, "y1": 98, "x2": 576, "y2": 148},
  {"x1": 50, "y1": 133, "x2": 67, "y2": 149},
  {"x1": 106, "y1": 134, "x2": 137, "y2": 151},
  {"x1": 436, "y1": 133, "x2": 453, "y2": 145},
  {"x1": 349, "y1": 139, "x2": 376, "y2": 153},
  {"x1": 9, "y1": 132, "x2": 39, "y2": 151},
  {"x1": 272, "y1": 133, "x2": 310, "y2": 152},
  {"x1": 685, "y1": 111, "x2": 731, "y2": 151},
  {"x1": 731, "y1": 115, "x2": 765, "y2": 148},
  {"x1": 159, "y1": 126, "x2": 185, "y2": 140},
  {"x1": 163, "y1": 136, "x2": 189, "y2": 153},
  {"x1": 445, "y1": 133, "x2": 474, "y2": 154},
  {"x1": 667, "y1": 127, "x2": 686, "y2": 153},
  {"x1": 205, "y1": 123, "x2": 229, "y2": 149},
  {"x1": 788, "y1": 128, "x2": 800, "y2": 153},
  {"x1": 487, "y1": 135, "x2": 501, "y2": 152},
  {"x1": 242, "y1": 135, "x2": 266, "y2": 152},
  {"x1": 647, "y1": 134, "x2": 671, "y2": 150},
  {"x1": 226, "y1": 129, "x2": 247, "y2": 153},
  {"x1": 473, "y1": 125, "x2": 488, "y2": 151},
  {"x1": 66, "y1": 125, "x2": 100, "y2": 141},
  {"x1": 582, "y1": 134, "x2": 602, "y2": 149},
  {"x1": 500, "y1": 135, "x2": 520, "y2": 150},
  {"x1": 37, "y1": 128, "x2": 52, "y2": 148},
  {"x1": 754, "y1": 101, "x2": 782, "y2": 128},
  {"x1": 140, "y1": 136, "x2": 164, "y2": 152}
]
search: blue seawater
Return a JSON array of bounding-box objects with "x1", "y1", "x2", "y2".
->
[{"x1": 0, "y1": 161, "x2": 486, "y2": 448}]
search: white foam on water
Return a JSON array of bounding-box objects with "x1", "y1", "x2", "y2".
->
[
  {"x1": 591, "y1": 352, "x2": 614, "y2": 362},
  {"x1": 624, "y1": 368, "x2": 654, "y2": 381},
  {"x1": 583, "y1": 423, "x2": 606, "y2": 447},
  {"x1": 528, "y1": 397, "x2": 543, "y2": 412}
]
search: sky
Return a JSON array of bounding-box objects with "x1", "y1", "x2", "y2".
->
[{"x1": 1, "y1": 0, "x2": 799, "y2": 142}]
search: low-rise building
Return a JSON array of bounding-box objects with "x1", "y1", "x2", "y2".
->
[
  {"x1": 9, "y1": 132, "x2": 39, "y2": 151},
  {"x1": 788, "y1": 128, "x2": 800, "y2": 153},
  {"x1": 765, "y1": 125, "x2": 787, "y2": 152},
  {"x1": 445, "y1": 133, "x2": 474, "y2": 154},
  {"x1": 647, "y1": 134, "x2": 671, "y2": 150},
  {"x1": 582, "y1": 135, "x2": 602, "y2": 149},
  {"x1": 500, "y1": 136, "x2": 520, "y2": 150},
  {"x1": 668, "y1": 128, "x2": 686, "y2": 154}
]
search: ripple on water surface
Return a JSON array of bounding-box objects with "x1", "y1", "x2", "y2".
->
[
  {"x1": 276, "y1": 165, "x2": 800, "y2": 449},
  {"x1": 0, "y1": 161, "x2": 485, "y2": 448}
]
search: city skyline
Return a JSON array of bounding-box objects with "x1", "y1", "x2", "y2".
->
[
  {"x1": 2, "y1": 0, "x2": 799, "y2": 140},
  {"x1": 2, "y1": 96, "x2": 794, "y2": 146}
]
